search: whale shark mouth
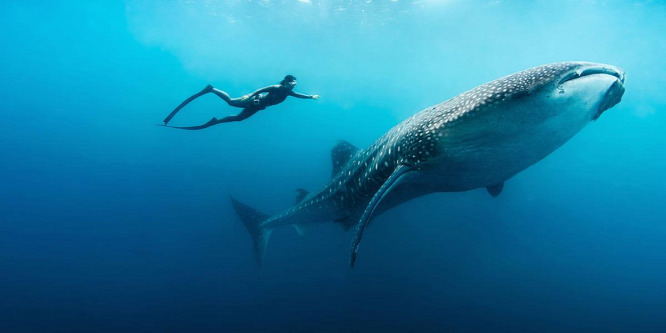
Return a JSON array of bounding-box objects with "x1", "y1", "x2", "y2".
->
[
  {"x1": 555, "y1": 64, "x2": 625, "y2": 120},
  {"x1": 560, "y1": 65, "x2": 626, "y2": 120},
  {"x1": 594, "y1": 78, "x2": 625, "y2": 120},
  {"x1": 558, "y1": 65, "x2": 626, "y2": 85}
]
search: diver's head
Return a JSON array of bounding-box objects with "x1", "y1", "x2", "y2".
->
[{"x1": 281, "y1": 75, "x2": 297, "y2": 89}]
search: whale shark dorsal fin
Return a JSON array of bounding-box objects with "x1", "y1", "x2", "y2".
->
[
  {"x1": 331, "y1": 140, "x2": 359, "y2": 177},
  {"x1": 486, "y1": 182, "x2": 504, "y2": 197},
  {"x1": 295, "y1": 188, "x2": 310, "y2": 203},
  {"x1": 350, "y1": 165, "x2": 413, "y2": 267}
]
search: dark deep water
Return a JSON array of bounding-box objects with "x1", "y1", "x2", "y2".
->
[{"x1": 1, "y1": 1, "x2": 665, "y2": 331}]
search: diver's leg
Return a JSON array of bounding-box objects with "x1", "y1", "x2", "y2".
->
[
  {"x1": 162, "y1": 108, "x2": 260, "y2": 130},
  {"x1": 216, "y1": 107, "x2": 260, "y2": 123},
  {"x1": 162, "y1": 84, "x2": 215, "y2": 125},
  {"x1": 210, "y1": 88, "x2": 249, "y2": 107}
]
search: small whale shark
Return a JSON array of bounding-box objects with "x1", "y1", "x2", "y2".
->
[{"x1": 230, "y1": 62, "x2": 626, "y2": 267}]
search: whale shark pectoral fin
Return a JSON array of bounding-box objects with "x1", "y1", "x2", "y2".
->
[
  {"x1": 349, "y1": 165, "x2": 413, "y2": 267},
  {"x1": 331, "y1": 140, "x2": 359, "y2": 177},
  {"x1": 486, "y1": 182, "x2": 504, "y2": 198}
]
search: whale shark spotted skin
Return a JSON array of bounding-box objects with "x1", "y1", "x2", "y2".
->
[{"x1": 231, "y1": 62, "x2": 626, "y2": 267}]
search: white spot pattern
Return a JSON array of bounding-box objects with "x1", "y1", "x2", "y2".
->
[{"x1": 265, "y1": 63, "x2": 578, "y2": 225}]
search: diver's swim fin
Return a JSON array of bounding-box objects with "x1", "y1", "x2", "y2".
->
[
  {"x1": 163, "y1": 85, "x2": 213, "y2": 125},
  {"x1": 158, "y1": 117, "x2": 222, "y2": 130}
]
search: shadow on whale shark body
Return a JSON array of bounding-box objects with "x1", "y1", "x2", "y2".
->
[{"x1": 230, "y1": 61, "x2": 626, "y2": 267}]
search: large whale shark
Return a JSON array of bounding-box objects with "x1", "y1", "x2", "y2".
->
[{"x1": 230, "y1": 62, "x2": 626, "y2": 267}]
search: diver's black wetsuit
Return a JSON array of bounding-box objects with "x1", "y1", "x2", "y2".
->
[{"x1": 162, "y1": 81, "x2": 317, "y2": 130}]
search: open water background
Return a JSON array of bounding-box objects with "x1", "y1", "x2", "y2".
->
[{"x1": 1, "y1": 1, "x2": 665, "y2": 331}]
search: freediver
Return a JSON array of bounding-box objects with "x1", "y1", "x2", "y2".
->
[{"x1": 160, "y1": 75, "x2": 320, "y2": 130}]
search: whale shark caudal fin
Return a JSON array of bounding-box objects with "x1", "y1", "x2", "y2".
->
[
  {"x1": 350, "y1": 165, "x2": 413, "y2": 267},
  {"x1": 331, "y1": 140, "x2": 359, "y2": 177},
  {"x1": 486, "y1": 182, "x2": 504, "y2": 197},
  {"x1": 230, "y1": 197, "x2": 272, "y2": 264}
]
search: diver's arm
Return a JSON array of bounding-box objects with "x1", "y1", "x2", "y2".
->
[{"x1": 289, "y1": 91, "x2": 320, "y2": 99}]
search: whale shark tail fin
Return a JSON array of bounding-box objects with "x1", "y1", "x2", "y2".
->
[{"x1": 230, "y1": 197, "x2": 272, "y2": 265}]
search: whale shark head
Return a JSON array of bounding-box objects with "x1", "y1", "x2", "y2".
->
[
  {"x1": 390, "y1": 62, "x2": 626, "y2": 189},
  {"x1": 551, "y1": 62, "x2": 626, "y2": 120},
  {"x1": 438, "y1": 61, "x2": 628, "y2": 128}
]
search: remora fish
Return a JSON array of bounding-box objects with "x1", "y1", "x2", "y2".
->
[{"x1": 230, "y1": 62, "x2": 626, "y2": 267}]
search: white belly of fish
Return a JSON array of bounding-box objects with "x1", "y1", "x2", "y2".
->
[{"x1": 430, "y1": 87, "x2": 602, "y2": 191}]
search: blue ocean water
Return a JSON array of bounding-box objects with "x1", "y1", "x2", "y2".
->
[{"x1": 1, "y1": 0, "x2": 665, "y2": 331}]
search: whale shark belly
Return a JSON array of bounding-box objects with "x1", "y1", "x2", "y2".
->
[{"x1": 429, "y1": 94, "x2": 597, "y2": 191}]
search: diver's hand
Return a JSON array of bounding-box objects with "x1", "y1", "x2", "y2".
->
[{"x1": 312, "y1": 95, "x2": 320, "y2": 100}]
